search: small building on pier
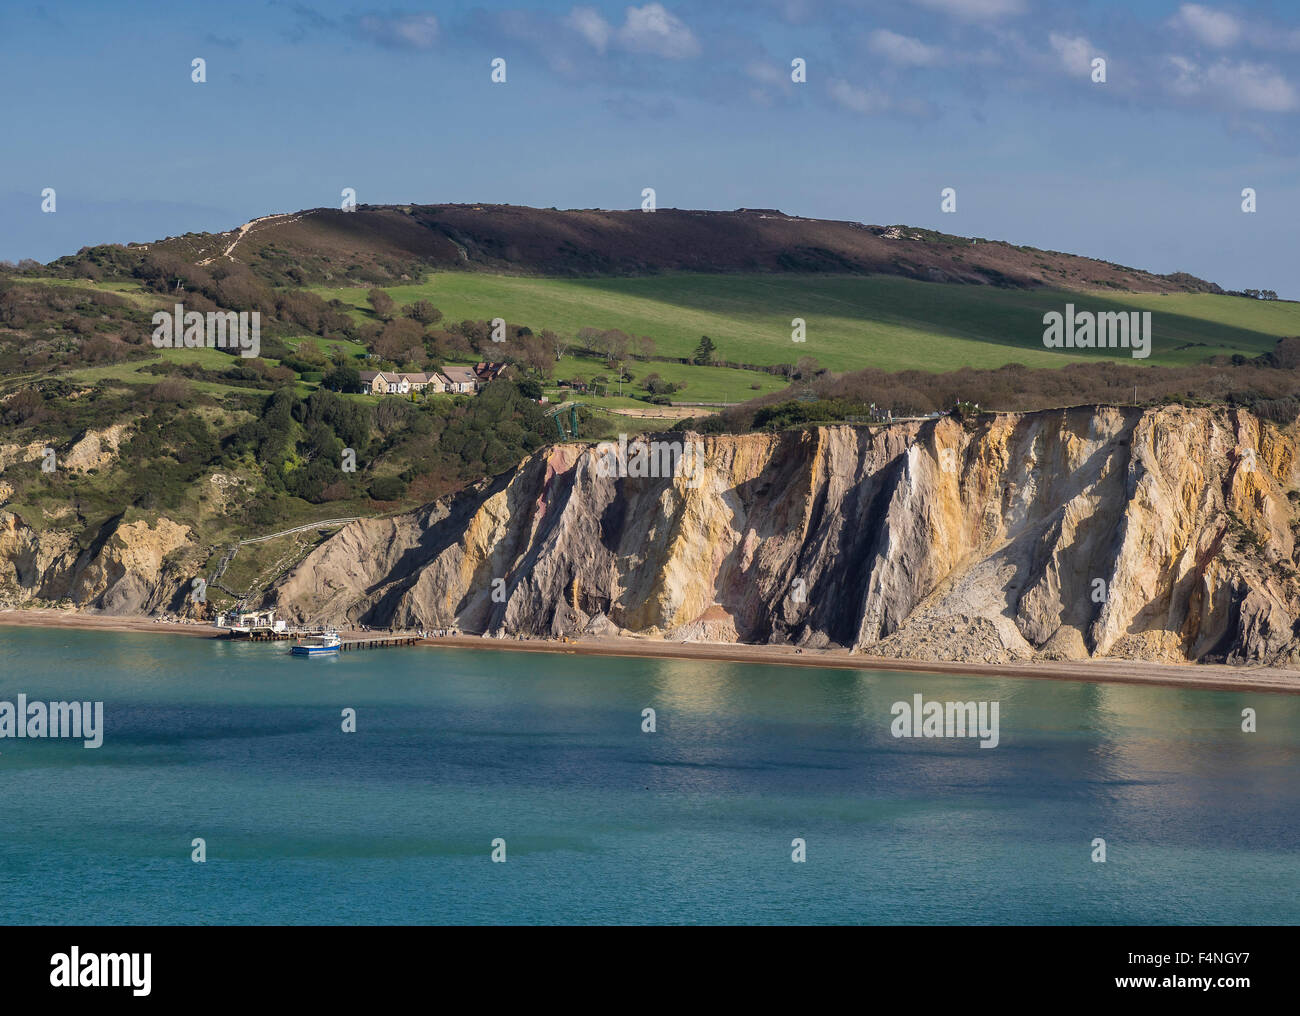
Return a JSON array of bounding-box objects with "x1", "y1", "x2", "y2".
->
[{"x1": 215, "y1": 608, "x2": 286, "y2": 637}]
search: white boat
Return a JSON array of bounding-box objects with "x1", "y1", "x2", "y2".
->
[{"x1": 290, "y1": 631, "x2": 341, "y2": 656}]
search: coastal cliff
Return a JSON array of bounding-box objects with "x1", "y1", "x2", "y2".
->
[
  {"x1": 0, "y1": 510, "x2": 193, "y2": 616},
  {"x1": 259, "y1": 405, "x2": 1300, "y2": 666},
  {"x1": 2, "y1": 405, "x2": 1296, "y2": 667}
]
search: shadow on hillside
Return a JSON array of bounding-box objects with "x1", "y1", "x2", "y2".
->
[{"x1": 559, "y1": 273, "x2": 1290, "y2": 363}]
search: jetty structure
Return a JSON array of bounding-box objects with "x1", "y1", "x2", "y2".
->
[
  {"x1": 213, "y1": 608, "x2": 286, "y2": 638},
  {"x1": 213, "y1": 609, "x2": 427, "y2": 651}
]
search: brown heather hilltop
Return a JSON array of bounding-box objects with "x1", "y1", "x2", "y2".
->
[{"x1": 60, "y1": 204, "x2": 1223, "y2": 292}]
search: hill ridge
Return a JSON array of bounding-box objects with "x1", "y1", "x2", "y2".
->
[{"x1": 51, "y1": 202, "x2": 1223, "y2": 295}]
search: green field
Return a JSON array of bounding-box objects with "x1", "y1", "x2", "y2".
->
[
  {"x1": 27, "y1": 276, "x2": 165, "y2": 308},
  {"x1": 21, "y1": 272, "x2": 1298, "y2": 407},
  {"x1": 312, "y1": 272, "x2": 1300, "y2": 373},
  {"x1": 549, "y1": 354, "x2": 785, "y2": 403},
  {"x1": 52, "y1": 344, "x2": 292, "y2": 395}
]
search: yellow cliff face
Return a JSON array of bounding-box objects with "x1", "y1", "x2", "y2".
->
[
  {"x1": 0, "y1": 511, "x2": 75, "y2": 605},
  {"x1": 0, "y1": 511, "x2": 193, "y2": 614},
  {"x1": 0, "y1": 441, "x2": 48, "y2": 472},
  {"x1": 249, "y1": 405, "x2": 1300, "y2": 665},
  {"x1": 454, "y1": 486, "x2": 514, "y2": 605},
  {"x1": 618, "y1": 435, "x2": 780, "y2": 632},
  {"x1": 6, "y1": 403, "x2": 1294, "y2": 665}
]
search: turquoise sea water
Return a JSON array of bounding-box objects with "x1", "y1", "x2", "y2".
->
[{"x1": 0, "y1": 626, "x2": 1296, "y2": 925}]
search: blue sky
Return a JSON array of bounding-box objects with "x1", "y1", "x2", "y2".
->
[{"x1": 2, "y1": 0, "x2": 1297, "y2": 295}]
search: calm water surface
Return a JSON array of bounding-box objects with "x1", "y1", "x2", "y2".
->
[{"x1": 0, "y1": 626, "x2": 1296, "y2": 924}]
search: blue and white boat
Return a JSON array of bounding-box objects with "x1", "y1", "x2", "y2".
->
[{"x1": 290, "y1": 631, "x2": 341, "y2": 656}]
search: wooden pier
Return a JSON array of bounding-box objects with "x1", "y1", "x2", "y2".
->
[
  {"x1": 339, "y1": 635, "x2": 422, "y2": 651},
  {"x1": 216, "y1": 606, "x2": 433, "y2": 650},
  {"x1": 225, "y1": 628, "x2": 424, "y2": 650}
]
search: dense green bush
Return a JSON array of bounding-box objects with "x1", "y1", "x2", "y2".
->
[{"x1": 368, "y1": 476, "x2": 407, "y2": 501}]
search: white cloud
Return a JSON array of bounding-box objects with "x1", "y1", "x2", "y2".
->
[
  {"x1": 567, "y1": 3, "x2": 699, "y2": 60},
  {"x1": 912, "y1": 0, "x2": 1025, "y2": 21},
  {"x1": 867, "y1": 29, "x2": 942, "y2": 67},
  {"x1": 1048, "y1": 32, "x2": 1098, "y2": 75},
  {"x1": 827, "y1": 80, "x2": 933, "y2": 118},
  {"x1": 1165, "y1": 55, "x2": 1299, "y2": 111},
  {"x1": 357, "y1": 13, "x2": 439, "y2": 50},
  {"x1": 775, "y1": 0, "x2": 817, "y2": 24},
  {"x1": 1208, "y1": 60, "x2": 1298, "y2": 110},
  {"x1": 746, "y1": 61, "x2": 786, "y2": 86},
  {"x1": 828, "y1": 79, "x2": 893, "y2": 114},
  {"x1": 1171, "y1": 4, "x2": 1242, "y2": 48},
  {"x1": 1166, "y1": 54, "x2": 1202, "y2": 97},
  {"x1": 617, "y1": 4, "x2": 700, "y2": 60},
  {"x1": 567, "y1": 6, "x2": 613, "y2": 54}
]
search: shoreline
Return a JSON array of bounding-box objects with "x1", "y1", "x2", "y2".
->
[{"x1": 2, "y1": 608, "x2": 1298, "y2": 694}]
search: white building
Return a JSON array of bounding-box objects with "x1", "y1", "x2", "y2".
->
[{"x1": 359, "y1": 370, "x2": 452, "y2": 395}]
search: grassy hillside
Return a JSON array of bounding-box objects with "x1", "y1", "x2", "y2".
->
[
  {"x1": 313, "y1": 272, "x2": 1298, "y2": 373},
  {"x1": 551, "y1": 356, "x2": 786, "y2": 402},
  {"x1": 5, "y1": 204, "x2": 1293, "y2": 597}
]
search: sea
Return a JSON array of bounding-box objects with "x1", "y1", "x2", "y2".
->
[{"x1": 0, "y1": 626, "x2": 1296, "y2": 925}]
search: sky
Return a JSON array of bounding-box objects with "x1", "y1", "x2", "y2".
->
[{"x1": 1, "y1": 0, "x2": 1297, "y2": 296}]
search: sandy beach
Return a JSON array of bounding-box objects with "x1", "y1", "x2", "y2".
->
[
  {"x1": 2, "y1": 607, "x2": 1298, "y2": 694},
  {"x1": 0, "y1": 608, "x2": 225, "y2": 638}
]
